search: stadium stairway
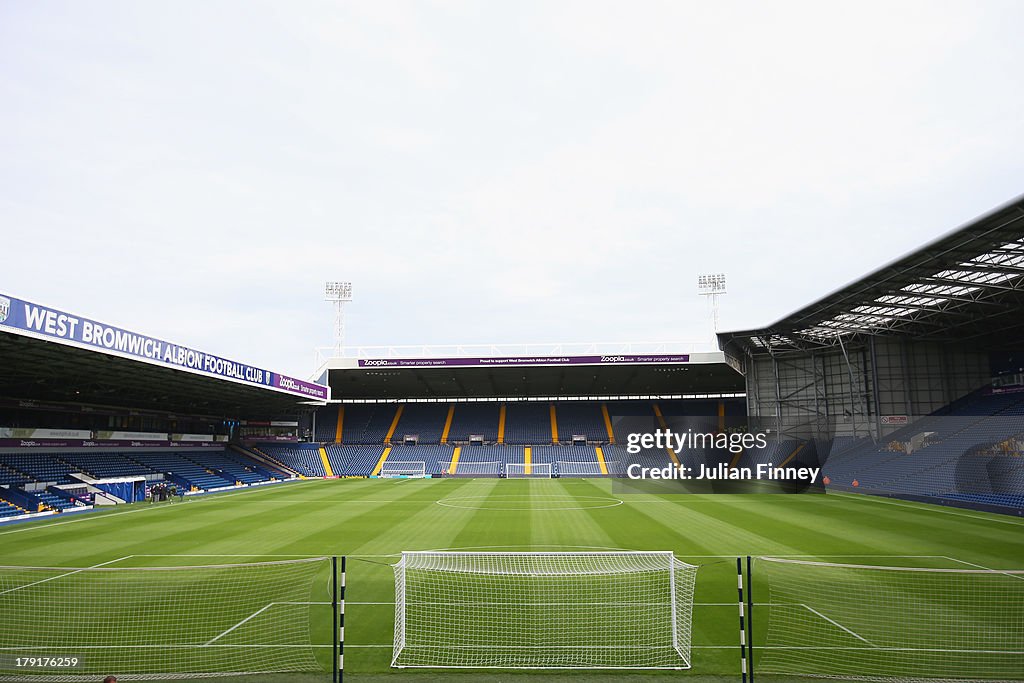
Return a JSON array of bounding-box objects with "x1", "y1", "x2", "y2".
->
[
  {"x1": 0, "y1": 500, "x2": 25, "y2": 519},
  {"x1": 233, "y1": 444, "x2": 298, "y2": 478},
  {"x1": 257, "y1": 444, "x2": 327, "y2": 477}
]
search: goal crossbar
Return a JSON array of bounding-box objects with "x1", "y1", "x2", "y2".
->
[
  {"x1": 505, "y1": 463, "x2": 552, "y2": 478},
  {"x1": 392, "y1": 550, "x2": 697, "y2": 669},
  {"x1": 380, "y1": 461, "x2": 426, "y2": 478}
]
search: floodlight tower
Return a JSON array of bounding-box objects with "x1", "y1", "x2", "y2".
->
[
  {"x1": 325, "y1": 281, "x2": 353, "y2": 358},
  {"x1": 697, "y1": 273, "x2": 727, "y2": 338}
]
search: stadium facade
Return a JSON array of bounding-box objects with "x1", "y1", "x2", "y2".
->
[{"x1": 1, "y1": 194, "x2": 1023, "y2": 520}]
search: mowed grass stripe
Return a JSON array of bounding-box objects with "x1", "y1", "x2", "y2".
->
[{"x1": 2, "y1": 478, "x2": 1022, "y2": 679}]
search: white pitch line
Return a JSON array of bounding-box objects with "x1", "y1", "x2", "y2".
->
[
  {"x1": 1, "y1": 643, "x2": 1015, "y2": 653},
  {"x1": 0, "y1": 484, "x2": 288, "y2": 537},
  {"x1": 942, "y1": 555, "x2": 1024, "y2": 582},
  {"x1": 125, "y1": 552, "x2": 957, "y2": 560},
  {"x1": 801, "y1": 603, "x2": 876, "y2": 646},
  {"x1": 0, "y1": 556, "x2": 133, "y2": 596},
  {"x1": 345, "y1": 601, "x2": 788, "y2": 606},
  {"x1": 832, "y1": 492, "x2": 1024, "y2": 526},
  {"x1": 204, "y1": 604, "x2": 276, "y2": 646}
]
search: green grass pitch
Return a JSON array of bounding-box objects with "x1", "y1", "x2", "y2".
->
[{"x1": 1, "y1": 477, "x2": 1022, "y2": 682}]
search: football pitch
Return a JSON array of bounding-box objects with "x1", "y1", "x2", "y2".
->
[{"x1": 2, "y1": 477, "x2": 1023, "y2": 682}]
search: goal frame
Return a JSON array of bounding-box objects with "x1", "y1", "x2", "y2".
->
[
  {"x1": 391, "y1": 550, "x2": 697, "y2": 670},
  {"x1": 556, "y1": 460, "x2": 619, "y2": 476},
  {"x1": 379, "y1": 461, "x2": 427, "y2": 478},
  {"x1": 505, "y1": 462, "x2": 552, "y2": 478},
  {"x1": 439, "y1": 460, "x2": 502, "y2": 476}
]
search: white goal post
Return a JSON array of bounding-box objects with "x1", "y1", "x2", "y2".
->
[
  {"x1": 439, "y1": 461, "x2": 502, "y2": 476},
  {"x1": 392, "y1": 551, "x2": 698, "y2": 669},
  {"x1": 505, "y1": 463, "x2": 551, "y2": 478},
  {"x1": 556, "y1": 460, "x2": 620, "y2": 476},
  {"x1": 380, "y1": 461, "x2": 426, "y2": 478}
]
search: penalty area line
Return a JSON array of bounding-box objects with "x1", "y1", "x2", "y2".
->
[
  {"x1": 0, "y1": 556, "x2": 134, "y2": 597},
  {"x1": 800, "y1": 603, "x2": 876, "y2": 647},
  {"x1": 942, "y1": 556, "x2": 1024, "y2": 582}
]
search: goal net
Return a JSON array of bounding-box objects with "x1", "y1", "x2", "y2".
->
[
  {"x1": 556, "y1": 460, "x2": 620, "y2": 477},
  {"x1": 380, "y1": 461, "x2": 426, "y2": 478},
  {"x1": 756, "y1": 557, "x2": 1024, "y2": 681},
  {"x1": 505, "y1": 463, "x2": 552, "y2": 478},
  {"x1": 392, "y1": 551, "x2": 698, "y2": 669},
  {"x1": 440, "y1": 461, "x2": 501, "y2": 477},
  {"x1": 0, "y1": 558, "x2": 332, "y2": 681}
]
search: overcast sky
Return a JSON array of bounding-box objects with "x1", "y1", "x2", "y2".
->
[{"x1": 3, "y1": 0, "x2": 1023, "y2": 379}]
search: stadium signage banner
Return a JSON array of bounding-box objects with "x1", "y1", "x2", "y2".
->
[
  {"x1": 0, "y1": 439, "x2": 223, "y2": 448},
  {"x1": 0, "y1": 427, "x2": 92, "y2": 439},
  {"x1": 357, "y1": 354, "x2": 691, "y2": 368},
  {"x1": 0, "y1": 293, "x2": 328, "y2": 400}
]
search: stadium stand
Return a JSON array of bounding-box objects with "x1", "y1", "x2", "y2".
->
[
  {"x1": 445, "y1": 402, "x2": 501, "y2": 442},
  {"x1": 59, "y1": 452, "x2": 153, "y2": 478},
  {"x1": 0, "y1": 462, "x2": 32, "y2": 486},
  {"x1": 127, "y1": 451, "x2": 233, "y2": 490},
  {"x1": 503, "y1": 402, "x2": 556, "y2": 444},
  {"x1": 555, "y1": 403, "x2": 607, "y2": 442},
  {"x1": 385, "y1": 444, "x2": 455, "y2": 475},
  {"x1": 391, "y1": 403, "x2": 449, "y2": 444},
  {"x1": 822, "y1": 391, "x2": 1024, "y2": 508},
  {"x1": 0, "y1": 500, "x2": 23, "y2": 518},
  {"x1": 339, "y1": 404, "x2": 398, "y2": 444},
  {"x1": 315, "y1": 405, "x2": 340, "y2": 442},
  {"x1": 258, "y1": 444, "x2": 327, "y2": 477},
  {"x1": 321, "y1": 444, "x2": 384, "y2": 476},
  {"x1": 0, "y1": 453, "x2": 81, "y2": 484}
]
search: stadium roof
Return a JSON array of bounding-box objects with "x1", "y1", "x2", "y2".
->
[
  {"x1": 0, "y1": 330, "x2": 314, "y2": 419},
  {"x1": 0, "y1": 293, "x2": 328, "y2": 420},
  {"x1": 718, "y1": 193, "x2": 1024, "y2": 357},
  {"x1": 316, "y1": 346, "x2": 744, "y2": 400}
]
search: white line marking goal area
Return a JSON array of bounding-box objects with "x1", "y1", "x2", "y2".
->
[{"x1": 752, "y1": 556, "x2": 1024, "y2": 680}]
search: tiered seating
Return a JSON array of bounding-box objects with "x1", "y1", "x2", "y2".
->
[
  {"x1": 315, "y1": 398, "x2": 747, "y2": 446},
  {"x1": 530, "y1": 445, "x2": 596, "y2": 465},
  {"x1": 260, "y1": 445, "x2": 326, "y2": 477},
  {"x1": 446, "y1": 403, "x2": 500, "y2": 442},
  {"x1": 188, "y1": 451, "x2": 271, "y2": 485},
  {"x1": 129, "y1": 451, "x2": 235, "y2": 490},
  {"x1": 340, "y1": 404, "x2": 398, "y2": 444},
  {"x1": 324, "y1": 445, "x2": 385, "y2": 476},
  {"x1": 822, "y1": 391, "x2": 1024, "y2": 508},
  {"x1": 455, "y1": 445, "x2": 521, "y2": 475},
  {"x1": 391, "y1": 404, "x2": 449, "y2": 444},
  {"x1": 0, "y1": 463, "x2": 32, "y2": 486},
  {"x1": 0, "y1": 501, "x2": 23, "y2": 519},
  {"x1": 223, "y1": 449, "x2": 289, "y2": 480},
  {"x1": 59, "y1": 452, "x2": 153, "y2": 478},
  {"x1": 0, "y1": 453, "x2": 82, "y2": 484},
  {"x1": 503, "y1": 403, "x2": 553, "y2": 444},
  {"x1": 555, "y1": 403, "x2": 607, "y2": 442},
  {"x1": 601, "y1": 443, "x2": 673, "y2": 471},
  {"x1": 33, "y1": 490, "x2": 75, "y2": 510},
  {"x1": 315, "y1": 406, "x2": 340, "y2": 442},
  {"x1": 386, "y1": 444, "x2": 454, "y2": 474}
]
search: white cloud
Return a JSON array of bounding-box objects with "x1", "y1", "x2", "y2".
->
[{"x1": 2, "y1": 0, "x2": 1023, "y2": 378}]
